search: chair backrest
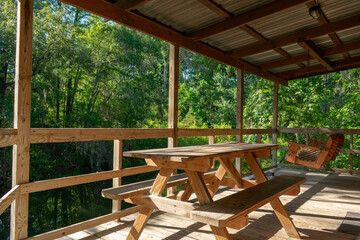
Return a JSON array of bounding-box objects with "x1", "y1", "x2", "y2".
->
[{"x1": 323, "y1": 134, "x2": 345, "y2": 165}]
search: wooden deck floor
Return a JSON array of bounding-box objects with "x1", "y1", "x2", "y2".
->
[{"x1": 59, "y1": 169, "x2": 360, "y2": 240}]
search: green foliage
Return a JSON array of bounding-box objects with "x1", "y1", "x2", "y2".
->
[{"x1": 0, "y1": 0, "x2": 359, "y2": 239}]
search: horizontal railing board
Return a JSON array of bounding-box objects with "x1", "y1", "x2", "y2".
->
[
  {"x1": 30, "y1": 128, "x2": 173, "y2": 143},
  {"x1": 26, "y1": 206, "x2": 141, "y2": 240},
  {"x1": 0, "y1": 185, "x2": 20, "y2": 215},
  {"x1": 178, "y1": 128, "x2": 275, "y2": 137},
  {"x1": 278, "y1": 164, "x2": 360, "y2": 174},
  {"x1": 21, "y1": 165, "x2": 159, "y2": 194},
  {"x1": 277, "y1": 127, "x2": 360, "y2": 135},
  {"x1": 0, "y1": 134, "x2": 17, "y2": 148}
]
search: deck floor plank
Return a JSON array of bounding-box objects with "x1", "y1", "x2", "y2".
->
[{"x1": 60, "y1": 169, "x2": 360, "y2": 240}]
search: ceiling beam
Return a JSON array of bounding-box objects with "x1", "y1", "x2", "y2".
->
[
  {"x1": 240, "y1": 25, "x2": 306, "y2": 69},
  {"x1": 107, "y1": 0, "x2": 151, "y2": 11},
  {"x1": 260, "y1": 39, "x2": 360, "y2": 70},
  {"x1": 277, "y1": 55, "x2": 360, "y2": 80},
  {"x1": 306, "y1": 1, "x2": 350, "y2": 58},
  {"x1": 59, "y1": 0, "x2": 288, "y2": 86},
  {"x1": 230, "y1": 14, "x2": 360, "y2": 58},
  {"x1": 187, "y1": 0, "x2": 312, "y2": 40},
  {"x1": 196, "y1": 0, "x2": 305, "y2": 68},
  {"x1": 298, "y1": 40, "x2": 334, "y2": 71},
  {"x1": 196, "y1": 0, "x2": 231, "y2": 19}
]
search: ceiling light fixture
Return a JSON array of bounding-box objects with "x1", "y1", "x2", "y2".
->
[{"x1": 309, "y1": 1, "x2": 322, "y2": 20}]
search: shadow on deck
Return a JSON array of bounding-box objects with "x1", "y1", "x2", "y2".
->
[{"x1": 59, "y1": 169, "x2": 360, "y2": 240}]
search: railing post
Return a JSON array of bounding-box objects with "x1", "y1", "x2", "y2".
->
[
  {"x1": 272, "y1": 83, "x2": 279, "y2": 168},
  {"x1": 350, "y1": 134, "x2": 353, "y2": 175},
  {"x1": 167, "y1": 44, "x2": 179, "y2": 195},
  {"x1": 236, "y1": 68, "x2": 244, "y2": 173},
  {"x1": 112, "y1": 139, "x2": 122, "y2": 218},
  {"x1": 11, "y1": 0, "x2": 34, "y2": 239},
  {"x1": 209, "y1": 136, "x2": 215, "y2": 168},
  {"x1": 256, "y1": 134, "x2": 262, "y2": 165}
]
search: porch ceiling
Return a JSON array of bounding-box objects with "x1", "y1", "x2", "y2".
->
[{"x1": 60, "y1": 0, "x2": 360, "y2": 86}]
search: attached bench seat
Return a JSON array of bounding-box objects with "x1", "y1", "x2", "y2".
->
[
  {"x1": 102, "y1": 168, "x2": 217, "y2": 200},
  {"x1": 190, "y1": 175, "x2": 306, "y2": 227}
]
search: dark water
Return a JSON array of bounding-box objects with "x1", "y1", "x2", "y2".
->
[{"x1": 0, "y1": 171, "x2": 156, "y2": 239}]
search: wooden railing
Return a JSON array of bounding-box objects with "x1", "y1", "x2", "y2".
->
[{"x1": 0, "y1": 127, "x2": 358, "y2": 239}]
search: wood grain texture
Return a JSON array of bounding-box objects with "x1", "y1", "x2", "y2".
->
[
  {"x1": 21, "y1": 165, "x2": 159, "y2": 194},
  {"x1": 123, "y1": 142, "x2": 278, "y2": 162},
  {"x1": 186, "y1": 170, "x2": 232, "y2": 239},
  {"x1": 218, "y1": 157, "x2": 243, "y2": 188},
  {"x1": 102, "y1": 171, "x2": 215, "y2": 201},
  {"x1": 126, "y1": 195, "x2": 197, "y2": 217},
  {"x1": 245, "y1": 153, "x2": 301, "y2": 239},
  {"x1": 145, "y1": 158, "x2": 212, "y2": 172},
  {"x1": 168, "y1": 44, "x2": 179, "y2": 149},
  {"x1": 127, "y1": 167, "x2": 173, "y2": 239},
  {"x1": 191, "y1": 175, "x2": 305, "y2": 227},
  {"x1": 12, "y1": 0, "x2": 34, "y2": 239},
  {"x1": 0, "y1": 185, "x2": 20, "y2": 215},
  {"x1": 112, "y1": 139, "x2": 122, "y2": 214},
  {"x1": 30, "y1": 128, "x2": 173, "y2": 143},
  {"x1": 207, "y1": 165, "x2": 227, "y2": 197},
  {"x1": 27, "y1": 206, "x2": 141, "y2": 240}
]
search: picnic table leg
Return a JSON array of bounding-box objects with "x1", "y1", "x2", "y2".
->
[
  {"x1": 127, "y1": 167, "x2": 174, "y2": 240},
  {"x1": 244, "y1": 153, "x2": 301, "y2": 239},
  {"x1": 207, "y1": 164, "x2": 227, "y2": 197},
  {"x1": 218, "y1": 157, "x2": 243, "y2": 188},
  {"x1": 186, "y1": 170, "x2": 232, "y2": 240}
]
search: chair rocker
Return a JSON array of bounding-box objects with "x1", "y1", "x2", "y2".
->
[{"x1": 286, "y1": 134, "x2": 344, "y2": 169}]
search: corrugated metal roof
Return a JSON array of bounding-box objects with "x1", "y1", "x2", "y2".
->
[
  {"x1": 204, "y1": 28, "x2": 256, "y2": 52},
  {"x1": 319, "y1": 0, "x2": 360, "y2": 22},
  {"x1": 215, "y1": 0, "x2": 275, "y2": 16},
  {"x1": 248, "y1": 5, "x2": 318, "y2": 40},
  {"x1": 138, "y1": 0, "x2": 223, "y2": 33},
  {"x1": 133, "y1": 0, "x2": 360, "y2": 78}
]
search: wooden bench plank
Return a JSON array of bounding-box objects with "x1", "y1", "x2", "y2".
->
[
  {"x1": 102, "y1": 169, "x2": 217, "y2": 200},
  {"x1": 190, "y1": 175, "x2": 305, "y2": 227}
]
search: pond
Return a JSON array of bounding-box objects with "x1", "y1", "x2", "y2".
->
[{"x1": 0, "y1": 172, "x2": 156, "y2": 239}]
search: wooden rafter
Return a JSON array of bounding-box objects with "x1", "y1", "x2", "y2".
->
[
  {"x1": 187, "y1": 0, "x2": 312, "y2": 40},
  {"x1": 59, "y1": 0, "x2": 288, "y2": 85},
  {"x1": 306, "y1": 1, "x2": 350, "y2": 58},
  {"x1": 239, "y1": 25, "x2": 305, "y2": 68},
  {"x1": 196, "y1": 0, "x2": 305, "y2": 68},
  {"x1": 106, "y1": 0, "x2": 151, "y2": 11},
  {"x1": 230, "y1": 14, "x2": 360, "y2": 58},
  {"x1": 298, "y1": 40, "x2": 333, "y2": 71},
  {"x1": 261, "y1": 39, "x2": 360, "y2": 70},
  {"x1": 277, "y1": 55, "x2": 360, "y2": 80},
  {"x1": 196, "y1": 0, "x2": 231, "y2": 19}
]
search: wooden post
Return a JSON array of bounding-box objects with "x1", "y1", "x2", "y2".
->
[
  {"x1": 11, "y1": 0, "x2": 33, "y2": 239},
  {"x1": 272, "y1": 83, "x2": 279, "y2": 167},
  {"x1": 236, "y1": 68, "x2": 244, "y2": 173},
  {"x1": 209, "y1": 136, "x2": 215, "y2": 168},
  {"x1": 167, "y1": 44, "x2": 179, "y2": 195},
  {"x1": 112, "y1": 139, "x2": 122, "y2": 217},
  {"x1": 350, "y1": 134, "x2": 353, "y2": 175},
  {"x1": 256, "y1": 134, "x2": 262, "y2": 165}
]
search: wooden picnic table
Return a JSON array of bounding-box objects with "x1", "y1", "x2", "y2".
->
[{"x1": 103, "y1": 142, "x2": 305, "y2": 240}]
